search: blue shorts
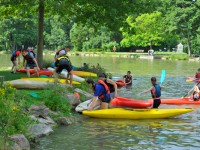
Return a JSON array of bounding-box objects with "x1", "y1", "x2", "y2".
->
[
  {"x1": 101, "y1": 97, "x2": 111, "y2": 103},
  {"x1": 26, "y1": 62, "x2": 36, "y2": 69}
]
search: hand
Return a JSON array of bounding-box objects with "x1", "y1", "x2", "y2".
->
[{"x1": 37, "y1": 67, "x2": 40, "y2": 70}]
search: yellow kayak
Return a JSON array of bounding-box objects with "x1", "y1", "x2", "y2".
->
[
  {"x1": 82, "y1": 108, "x2": 194, "y2": 119},
  {"x1": 72, "y1": 71, "x2": 97, "y2": 77},
  {"x1": 20, "y1": 78, "x2": 80, "y2": 85}
]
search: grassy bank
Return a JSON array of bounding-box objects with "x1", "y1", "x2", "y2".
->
[{"x1": 0, "y1": 69, "x2": 98, "y2": 149}]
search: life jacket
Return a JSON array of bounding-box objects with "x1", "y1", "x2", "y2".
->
[
  {"x1": 23, "y1": 52, "x2": 35, "y2": 62},
  {"x1": 104, "y1": 79, "x2": 115, "y2": 93},
  {"x1": 93, "y1": 80, "x2": 110, "y2": 99},
  {"x1": 124, "y1": 75, "x2": 132, "y2": 84},
  {"x1": 29, "y1": 50, "x2": 36, "y2": 57},
  {"x1": 57, "y1": 55, "x2": 71, "y2": 63},
  {"x1": 55, "y1": 49, "x2": 66, "y2": 61},
  {"x1": 151, "y1": 84, "x2": 161, "y2": 99},
  {"x1": 195, "y1": 72, "x2": 200, "y2": 79},
  {"x1": 12, "y1": 49, "x2": 21, "y2": 57}
]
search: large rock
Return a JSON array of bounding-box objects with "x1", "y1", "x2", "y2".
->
[
  {"x1": 74, "y1": 88, "x2": 93, "y2": 99},
  {"x1": 29, "y1": 105, "x2": 49, "y2": 119},
  {"x1": 29, "y1": 124, "x2": 53, "y2": 138},
  {"x1": 55, "y1": 117, "x2": 72, "y2": 126},
  {"x1": 63, "y1": 93, "x2": 81, "y2": 106},
  {"x1": 9, "y1": 134, "x2": 30, "y2": 150},
  {"x1": 30, "y1": 115, "x2": 57, "y2": 127}
]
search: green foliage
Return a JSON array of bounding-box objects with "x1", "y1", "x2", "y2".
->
[
  {"x1": 163, "y1": 53, "x2": 189, "y2": 60},
  {"x1": 0, "y1": 82, "x2": 32, "y2": 145},
  {"x1": 76, "y1": 63, "x2": 106, "y2": 75},
  {"x1": 121, "y1": 11, "x2": 165, "y2": 48},
  {"x1": 42, "y1": 85, "x2": 72, "y2": 116}
]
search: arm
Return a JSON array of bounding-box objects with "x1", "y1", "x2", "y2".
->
[
  {"x1": 107, "y1": 79, "x2": 118, "y2": 97},
  {"x1": 125, "y1": 76, "x2": 132, "y2": 85},
  {"x1": 23, "y1": 58, "x2": 25, "y2": 68},
  {"x1": 33, "y1": 58, "x2": 40, "y2": 70},
  {"x1": 139, "y1": 86, "x2": 153, "y2": 95}
]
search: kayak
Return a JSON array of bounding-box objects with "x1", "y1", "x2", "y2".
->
[
  {"x1": 72, "y1": 71, "x2": 97, "y2": 77},
  {"x1": 17, "y1": 69, "x2": 53, "y2": 76},
  {"x1": 47, "y1": 67, "x2": 85, "y2": 82},
  {"x1": 161, "y1": 97, "x2": 200, "y2": 105},
  {"x1": 5, "y1": 80, "x2": 53, "y2": 89},
  {"x1": 116, "y1": 80, "x2": 125, "y2": 88},
  {"x1": 20, "y1": 78, "x2": 80, "y2": 85},
  {"x1": 75, "y1": 99, "x2": 100, "y2": 112},
  {"x1": 82, "y1": 108, "x2": 194, "y2": 119},
  {"x1": 110, "y1": 97, "x2": 152, "y2": 108}
]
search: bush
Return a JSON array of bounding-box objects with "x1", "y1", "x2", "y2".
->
[
  {"x1": 0, "y1": 82, "x2": 32, "y2": 148},
  {"x1": 42, "y1": 85, "x2": 72, "y2": 116}
]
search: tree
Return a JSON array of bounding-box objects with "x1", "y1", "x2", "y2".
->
[{"x1": 121, "y1": 11, "x2": 165, "y2": 49}]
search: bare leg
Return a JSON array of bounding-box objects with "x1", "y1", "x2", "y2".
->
[
  {"x1": 88, "y1": 98, "x2": 101, "y2": 110},
  {"x1": 68, "y1": 71, "x2": 73, "y2": 87},
  {"x1": 54, "y1": 71, "x2": 59, "y2": 85},
  {"x1": 101, "y1": 102, "x2": 109, "y2": 109},
  {"x1": 26, "y1": 67, "x2": 30, "y2": 78},
  {"x1": 11, "y1": 61, "x2": 17, "y2": 73},
  {"x1": 34, "y1": 67, "x2": 39, "y2": 77}
]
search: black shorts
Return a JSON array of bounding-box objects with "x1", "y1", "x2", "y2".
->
[
  {"x1": 56, "y1": 63, "x2": 72, "y2": 74},
  {"x1": 101, "y1": 97, "x2": 111, "y2": 103},
  {"x1": 11, "y1": 56, "x2": 16, "y2": 61},
  {"x1": 26, "y1": 61, "x2": 36, "y2": 69},
  {"x1": 153, "y1": 99, "x2": 161, "y2": 108}
]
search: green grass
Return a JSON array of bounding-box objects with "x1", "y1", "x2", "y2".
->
[{"x1": 0, "y1": 70, "x2": 28, "y2": 81}]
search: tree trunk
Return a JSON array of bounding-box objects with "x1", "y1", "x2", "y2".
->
[
  {"x1": 187, "y1": 33, "x2": 191, "y2": 56},
  {"x1": 37, "y1": 0, "x2": 44, "y2": 67}
]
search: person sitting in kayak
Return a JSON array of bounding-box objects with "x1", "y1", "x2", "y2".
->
[
  {"x1": 140, "y1": 77, "x2": 164, "y2": 108},
  {"x1": 22, "y1": 49, "x2": 40, "y2": 78},
  {"x1": 86, "y1": 78, "x2": 111, "y2": 110},
  {"x1": 54, "y1": 55, "x2": 73, "y2": 87},
  {"x1": 11, "y1": 49, "x2": 22, "y2": 74},
  {"x1": 98, "y1": 73, "x2": 118, "y2": 99},
  {"x1": 186, "y1": 84, "x2": 200, "y2": 101},
  {"x1": 123, "y1": 71, "x2": 132, "y2": 85}
]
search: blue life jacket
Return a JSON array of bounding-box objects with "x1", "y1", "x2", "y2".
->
[{"x1": 151, "y1": 84, "x2": 161, "y2": 98}]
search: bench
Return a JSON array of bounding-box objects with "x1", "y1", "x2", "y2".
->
[{"x1": 135, "y1": 50, "x2": 144, "y2": 53}]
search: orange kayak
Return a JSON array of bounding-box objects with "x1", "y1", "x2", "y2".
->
[
  {"x1": 17, "y1": 69, "x2": 53, "y2": 76},
  {"x1": 110, "y1": 97, "x2": 153, "y2": 108},
  {"x1": 116, "y1": 80, "x2": 125, "y2": 88},
  {"x1": 161, "y1": 97, "x2": 200, "y2": 105}
]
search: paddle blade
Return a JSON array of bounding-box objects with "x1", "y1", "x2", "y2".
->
[{"x1": 160, "y1": 70, "x2": 166, "y2": 84}]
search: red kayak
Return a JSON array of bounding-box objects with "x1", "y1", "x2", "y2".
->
[
  {"x1": 17, "y1": 69, "x2": 53, "y2": 76},
  {"x1": 161, "y1": 97, "x2": 200, "y2": 105},
  {"x1": 110, "y1": 97, "x2": 153, "y2": 108},
  {"x1": 116, "y1": 80, "x2": 125, "y2": 88}
]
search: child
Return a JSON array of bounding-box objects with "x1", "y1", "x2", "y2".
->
[
  {"x1": 123, "y1": 71, "x2": 132, "y2": 85},
  {"x1": 140, "y1": 77, "x2": 164, "y2": 108},
  {"x1": 10, "y1": 49, "x2": 22, "y2": 73}
]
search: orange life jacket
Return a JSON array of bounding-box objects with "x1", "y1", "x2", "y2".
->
[{"x1": 93, "y1": 80, "x2": 110, "y2": 99}]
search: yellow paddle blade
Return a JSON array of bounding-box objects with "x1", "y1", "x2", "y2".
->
[{"x1": 186, "y1": 79, "x2": 193, "y2": 82}]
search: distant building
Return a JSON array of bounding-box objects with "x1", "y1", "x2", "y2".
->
[{"x1": 177, "y1": 43, "x2": 183, "y2": 53}]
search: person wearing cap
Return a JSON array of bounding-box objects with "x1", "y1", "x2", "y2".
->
[
  {"x1": 11, "y1": 49, "x2": 22, "y2": 73},
  {"x1": 86, "y1": 78, "x2": 111, "y2": 110},
  {"x1": 54, "y1": 54, "x2": 73, "y2": 87},
  {"x1": 98, "y1": 73, "x2": 118, "y2": 99}
]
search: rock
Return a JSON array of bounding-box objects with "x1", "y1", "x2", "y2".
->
[
  {"x1": 29, "y1": 124, "x2": 53, "y2": 138},
  {"x1": 28, "y1": 105, "x2": 49, "y2": 119},
  {"x1": 55, "y1": 117, "x2": 72, "y2": 126},
  {"x1": 74, "y1": 88, "x2": 93, "y2": 99},
  {"x1": 38, "y1": 117, "x2": 57, "y2": 127},
  {"x1": 9, "y1": 134, "x2": 30, "y2": 150},
  {"x1": 63, "y1": 93, "x2": 81, "y2": 106}
]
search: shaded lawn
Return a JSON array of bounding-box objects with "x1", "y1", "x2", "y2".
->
[{"x1": 0, "y1": 70, "x2": 27, "y2": 81}]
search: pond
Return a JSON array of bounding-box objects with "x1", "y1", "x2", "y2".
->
[{"x1": 0, "y1": 54, "x2": 200, "y2": 150}]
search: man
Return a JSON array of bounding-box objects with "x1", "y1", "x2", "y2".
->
[
  {"x1": 86, "y1": 78, "x2": 111, "y2": 110},
  {"x1": 123, "y1": 71, "x2": 132, "y2": 85},
  {"x1": 22, "y1": 49, "x2": 40, "y2": 77},
  {"x1": 54, "y1": 54, "x2": 73, "y2": 87},
  {"x1": 11, "y1": 49, "x2": 22, "y2": 73}
]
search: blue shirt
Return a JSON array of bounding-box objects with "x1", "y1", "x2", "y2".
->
[{"x1": 94, "y1": 83, "x2": 110, "y2": 100}]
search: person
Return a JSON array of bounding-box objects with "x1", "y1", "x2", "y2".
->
[
  {"x1": 11, "y1": 49, "x2": 22, "y2": 73},
  {"x1": 54, "y1": 46, "x2": 71, "y2": 61},
  {"x1": 195, "y1": 68, "x2": 200, "y2": 79},
  {"x1": 98, "y1": 73, "x2": 118, "y2": 99},
  {"x1": 22, "y1": 49, "x2": 40, "y2": 78},
  {"x1": 185, "y1": 84, "x2": 200, "y2": 101},
  {"x1": 86, "y1": 78, "x2": 111, "y2": 110},
  {"x1": 140, "y1": 77, "x2": 164, "y2": 108},
  {"x1": 123, "y1": 71, "x2": 132, "y2": 85},
  {"x1": 54, "y1": 54, "x2": 73, "y2": 87}
]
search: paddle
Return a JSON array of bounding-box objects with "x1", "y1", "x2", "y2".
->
[
  {"x1": 160, "y1": 70, "x2": 166, "y2": 85},
  {"x1": 183, "y1": 82, "x2": 200, "y2": 97}
]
